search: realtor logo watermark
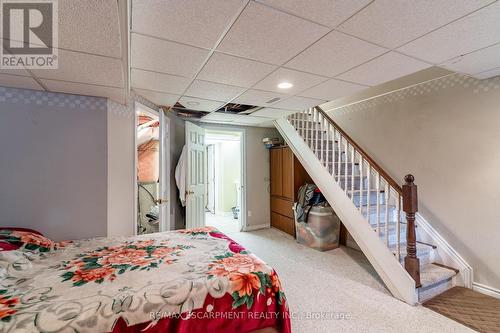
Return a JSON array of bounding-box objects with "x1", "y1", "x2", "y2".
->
[{"x1": 1, "y1": 0, "x2": 58, "y2": 69}]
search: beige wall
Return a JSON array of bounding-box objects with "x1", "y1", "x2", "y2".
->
[
  {"x1": 200, "y1": 124, "x2": 281, "y2": 228},
  {"x1": 323, "y1": 73, "x2": 500, "y2": 290},
  {"x1": 107, "y1": 100, "x2": 135, "y2": 237},
  {"x1": 0, "y1": 87, "x2": 108, "y2": 241},
  {"x1": 217, "y1": 140, "x2": 240, "y2": 213}
]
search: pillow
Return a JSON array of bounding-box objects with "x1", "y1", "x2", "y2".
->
[
  {"x1": 0, "y1": 227, "x2": 43, "y2": 236},
  {"x1": 0, "y1": 229, "x2": 54, "y2": 253}
]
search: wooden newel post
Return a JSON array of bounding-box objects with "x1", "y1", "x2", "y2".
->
[{"x1": 402, "y1": 174, "x2": 421, "y2": 288}]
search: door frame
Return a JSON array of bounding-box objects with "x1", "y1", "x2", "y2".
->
[
  {"x1": 133, "y1": 101, "x2": 171, "y2": 234},
  {"x1": 206, "y1": 144, "x2": 216, "y2": 214},
  {"x1": 203, "y1": 126, "x2": 247, "y2": 232}
]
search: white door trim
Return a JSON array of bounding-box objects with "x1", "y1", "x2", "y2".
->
[
  {"x1": 133, "y1": 101, "x2": 171, "y2": 234},
  {"x1": 159, "y1": 111, "x2": 171, "y2": 232},
  {"x1": 203, "y1": 126, "x2": 247, "y2": 232}
]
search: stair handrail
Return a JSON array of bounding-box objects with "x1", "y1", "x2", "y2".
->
[
  {"x1": 291, "y1": 106, "x2": 420, "y2": 287},
  {"x1": 315, "y1": 106, "x2": 402, "y2": 194}
]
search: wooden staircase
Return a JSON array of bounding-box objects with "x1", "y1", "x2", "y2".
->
[{"x1": 275, "y1": 106, "x2": 461, "y2": 304}]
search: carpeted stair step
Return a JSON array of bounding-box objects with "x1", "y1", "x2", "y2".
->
[
  {"x1": 337, "y1": 175, "x2": 369, "y2": 189},
  {"x1": 309, "y1": 140, "x2": 337, "y2": 150},
  {"x1": 349, "y1": 189, "x2": 387, "y2": 206},
  {"x1": 420, "y1": 263, "x2": 458, "y2": 288},
  {"x1": 306, "y1": 150, "x2": 346, "y2": 162},
  {"x1": 293, "y1": 121, "x2": 323, "y2": 130},
  {"x1": 374, "y1": 222, "x2": 407, "y2": 244},
  {"x1": 330, "y1": 162, "x2": 360, "y2": 175},
  {"x1": 392, "y1": 242, "x2": 435, "y2": 265},
  {"x1": 418, "y1": 263, "x2": 459, "y2": 302}
]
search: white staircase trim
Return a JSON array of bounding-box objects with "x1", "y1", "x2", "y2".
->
[
  {"x1": 275, "y1": 118, "x2": 418, "y2": 305},
  {"x1": 415, "y1": 213, "x2": 473, "y2": 288}
]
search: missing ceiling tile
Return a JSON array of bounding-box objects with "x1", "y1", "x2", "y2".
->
[
  {"x1": 172, "y1": 102, "x2": 208, "y2": 118},
  {"x1": 215, "y1": 103, "x2": 261, "y2": 114}
]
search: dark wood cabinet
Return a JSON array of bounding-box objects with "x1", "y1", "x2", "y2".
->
[
  {"x1": 270, "y1": 148, "x2": 282, "y2": 197},
  {"x1": 281, "y1": 148, "x2": 294, "y2": 199},
  {"x1": 269, "y1": 146, "x2": 312, "y2": 236}
]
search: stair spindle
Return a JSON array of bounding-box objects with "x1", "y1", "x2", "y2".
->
[
  {"x1": 402, "y1": 174, "x2": 421, "y2": 288},
  {"x1": 288, "y1": 107, "x2": 425, "y2": 295}
]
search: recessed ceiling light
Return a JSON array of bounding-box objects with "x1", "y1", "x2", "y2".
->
[
  {"x1": 277, "y1": 82, "x2": 293, "y2": 89},
  {"x1": 186, "y1": 101, "x2": 200, "y2": 106}
]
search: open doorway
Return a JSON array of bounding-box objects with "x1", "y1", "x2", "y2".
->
[
  {"x1": 205, "y1": 129, "x2": 245, "y2": 234},
  {"x1": 134, "y1": 102, "x2": 170, "y2": 235}
]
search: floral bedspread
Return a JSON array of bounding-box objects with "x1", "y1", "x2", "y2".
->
[{"x1": 0, "y1": 227, "x2": 290, "y2": 333}]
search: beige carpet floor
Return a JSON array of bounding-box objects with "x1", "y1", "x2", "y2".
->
[
  {"x1": 206, "y1": 212, "x2": 241, "y2": 233},
  {"x1": 222, "y1": 227, "x2": 475, "y2": 333}
]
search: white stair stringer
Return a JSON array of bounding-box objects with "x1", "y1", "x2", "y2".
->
[{"x1": 274, "y1": 118, "x2": 418, "y2": 305}]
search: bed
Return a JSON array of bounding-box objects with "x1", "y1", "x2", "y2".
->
[{"x1": 0, "y1": 227, "x2": 291, "y2": 333}]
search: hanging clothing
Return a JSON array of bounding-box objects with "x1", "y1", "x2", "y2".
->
[{"x1": 175, "y1": 145, "x2": 187, "y2": 207}]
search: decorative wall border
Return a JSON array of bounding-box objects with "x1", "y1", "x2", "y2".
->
[
  {"x1": 331, "y1": 73, "x2": 500, "y2": 116},
  {"x1": 0, "y1": 86, "x2": 107, "y2": 111}
]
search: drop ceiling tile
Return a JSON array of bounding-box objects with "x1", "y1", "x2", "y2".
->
[
  {"x1": 133, "y1": 88, "x2": 180, "y2": 107},
  {"x1": 256, "y1": 0, "x2": 371, "y2": 28},
  {"x1": 131, "y1": 33, "x2": 209, "y2": 78},
  {"x1": 285, "y1": 31, "x2": 387, "y2": 77},
  {"x1": 253, "y1": 68, "x2": 328, "y2": 94},
  {"x1": 178, "y1": 96, "x2": 225, "y2": 112},
  {"x1": 474, "y1": 67, "x2": 500, "y2": 80},
  {"x1": 235, "y1": 115, "x2": 273, "y2": 125},
  {"x1": 131, "y1": 69, "x2": 191, "y2": 95},
  {"x1": 398, "y1": 2, "x2": 500, "y2": 64},
  {"x1": 257, "y1": 120, "x2": 276, "y2": 127},
  {"x1": 336, "y1": 52, "x2": 430, "y2": 86},
  {"x1": 251, "y1": 107, "x2": 296, "y2": 119},
  {"x1": 132, "y1": 0, "x2": 246, "y2": 49},
  {"x1": 232, "y1": 89, "x2": 288, "y2": 107},
  {"x1": 299, "y1": 78, "x2": 368, "y2": 100},
  {"x1": 185, "y1": 80, "x2": 245, "y2": 102},
  {"x1": 272, "y1": 96, "x2": 325, "y2": 111},
  {"x1": 58, "y1": 0, "x2": 122, "y2": 58},
  {"x1": 197, "y1": 52, "x2": 277, "y2": 87},
  {"x1": 3, "y1": 1, "x2": 122, "y2": 58},
  {"x1": 0, "y1": 74, "x2": 43, "y2": 91},
  {"x1": 42, "y1": 79, "x2": 126, "y2": 104},
  {"x1": 217, "y1": 1, "x2": 328, "y2": 65},
  {"x1": 31, "y1": 49, "x2": 124, "y2": 87},
  {"x1": 338, "y1": 0, "x2": 495, "y2": 49},
  {"x1": 440, "y1": 43, "x2": 500, "y2": 76},
  {"x1": 203, "y1": 113, "x2": 269, "y2": 125}
]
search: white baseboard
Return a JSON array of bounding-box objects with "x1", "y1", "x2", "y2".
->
[
  {"x1": 415, "y1": 213, "x2": 473, "y2": 288},
  {"x1": 473, "y1": 282, "x2": 500, "y2": 299},
  {"x1": 243, "y1": 223, "x2": 269, "y2": 231}
]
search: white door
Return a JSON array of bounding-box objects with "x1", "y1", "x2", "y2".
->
[
  {"x1": 158, "y1": 110, "x2": 171, "y2": 231},
  {"x1": 185, "y1": 121, "x2": 206, "y2": 228}
]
